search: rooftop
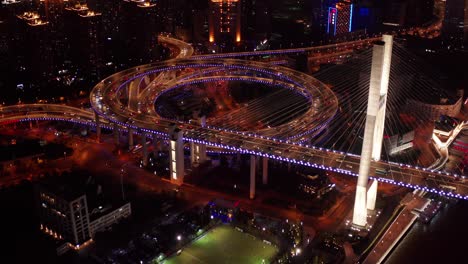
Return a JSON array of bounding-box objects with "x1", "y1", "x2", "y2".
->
[
  {"x1": 38, "y1": 173, "x2": 102, "y2": 202},
  {"x1": 78, "y1": 11, "x2": 102, "y2": 18}
]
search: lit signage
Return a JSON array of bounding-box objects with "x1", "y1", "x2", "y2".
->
[{"x1": 327, "y1": 7, "x2": 337, "y2": 35}]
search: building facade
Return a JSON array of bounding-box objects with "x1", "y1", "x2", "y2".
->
[
  {"x1": 209, "y1": 0, "x2": 242, "y2": 43},
  {"x1": 404, "y1": 95, "x2": 463, "y2": 121},
  {"x1": 327, "y1": 0, "x2": 353, "y2": 36},
  {"x1": 37, "y1": 177, "x2": 132, "y2": 253},
  {"x1": 38, "y1": 191, "x2": 91, "y2": 246}
]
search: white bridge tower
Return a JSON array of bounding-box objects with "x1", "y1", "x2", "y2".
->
[{"x1": 352, "y1": 35, "x2": 393, "y2": 227}]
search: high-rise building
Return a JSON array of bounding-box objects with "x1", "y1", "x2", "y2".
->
[
  {"x1": 352, "y1": 1, "x2": 382, "y2": 34},
  {"x1": 442, "y1": 0, "x2": 468, "y2": 50},
  {"x1": 209, "y1": 0, "x2": 242, "y2": 43},
  {"x1": 172, "y1": 0, "x2": 208, "y2": 42},
  {"x1": 37, "y1": 180, "x2": 93, "y2": 247},
  {"x1": 327, "y1": 0, "x2": 353, "y2": 36},
  {"x1": 306, "y1": 0, "x2": 323, "y2": 38},
  {"x1": 405, "y1": 0, "x2": 433, "y2": 26},
  {"x1": 36, "y1": 175, "x2": 132, "y2": 253},
  {"x1": 243, "y1": 0, "x2": 272, "y2": 41}
]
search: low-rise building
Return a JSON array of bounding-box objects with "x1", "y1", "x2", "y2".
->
[
  {"x1": 89, "y1": 202, "x2": 132, "y2": 235},
  {"x1": 403, "y1": 90, "x2": 464, "y2": 121},
  {"x1": 385, "y1": 130, "x2": 415, "y2": 156},
  {"x1": 208, "y1": 198, "x2": 239, "y2": 222}
]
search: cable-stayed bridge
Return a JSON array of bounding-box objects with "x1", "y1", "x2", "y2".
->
[{"x1": 1, "y1": 35, "x2": 467, "y2": 207}]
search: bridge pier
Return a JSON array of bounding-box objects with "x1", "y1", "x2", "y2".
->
[
  {"x1": 190, "y1": 142, "x2": 206, "y2": 166},
  {"x1": 190, "y1": 116, "x2": 207, "y2": 166},
  {"x1": 113, "y1": 123, "x2": 119, "y2": 145},
  {"x1": 153, "y1": 136, "x2": 160, "y2": 155},
  {"x1": 94, "y1": 112, "x2": 101, "y2": 143},
  {"x1": 262, "y1": 157, "x2": 268, "y2": 185},
  {"x1": 169, "y1": 129, "x2": 184, "y2": 185},
  {"x1": 29, "y1": 120, "x2": 33, "y2": 129},
  {"x1": 141, "y1": 133, "x2": 148, "y2": 166},
  {"x1": 250, "y1": 155, "x2": 256, "y2": 199},
  {"x1": 190, "y1": 142, "x2": 196, "y2": 165},
  {"x1": 352, "y1": 35, "x2": 392, "y2": 227},
  {"x1": 128, "y1": 128, "x2": 134, "y2": 150}
]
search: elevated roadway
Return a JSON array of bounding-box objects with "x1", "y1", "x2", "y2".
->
[
  {"x1": 89, "y1": 56, "x2": 468, "y2": 199},
  {"x1": 0, "y1": 104, "x2": 107, "y2": 127},
  {"x1": 191, "y1": 37, "x2": 381, "y2": 60},
  {"x1": 1, "y1": 35, "x2": 467, "y2": 199}
]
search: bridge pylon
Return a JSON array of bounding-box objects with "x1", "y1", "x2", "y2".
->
[{"x1": 352, "y1": 35, "x2": 393, "y2": 227}]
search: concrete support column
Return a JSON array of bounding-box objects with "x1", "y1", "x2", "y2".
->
[
  {"x1": 352, "y1": 36, "x2": 392, "y2": 227},
  {"x1": 191, "y1": 142, "x2": 207, "y2": 166},
  {"x1": 250, "y1": 155, "x2": 256, "y2": 199},
  {"x1": 256, "y1": 156, "x2": 261, "y2": 172},
  {"x1": 113, "y1": 123, "x2": 119, "y2": 145},
  {"x1": 199, "y1": 144, "x2": 206, "y2": 162},
  {"x1": 169, "y1": 130, "x2": 184, "y2": 185},
  {"x1": 190, "y1": 142, "x2": 197, "y2": 165},
  {"x1": 141, "y1": 133, "x2": 148, "y2": 166},
  {"x1": 262, "y1": 157, "x2": 268, "y2": 185},
  {"x1": 94, "y1": 112, "x2": 101, "y2": 143},
  {"x1": 153, "y1": 136, "x2": 160, "y2": 155},
  {"x1": 128, "y1": 128, "x2": 134, "y2": 150},
  {"x1": 29, "y1": 121, "x2": 33, "y2": 129},
  {"x1": 189, "y1": 116, "x2": 207, "y2": 166},
  {"x1": 367, "y1": 180, "x2": 378, "y2": 210}
]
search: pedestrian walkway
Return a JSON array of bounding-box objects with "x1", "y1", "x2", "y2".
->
[{"x1": 363, "y1": 193, "x2": 430, "y2": 264}]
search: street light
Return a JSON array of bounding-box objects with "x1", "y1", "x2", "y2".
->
[
  {"x1": 120, "y1": 164, "x2": 127, "y2": 201},
  {"x1": 295, "y1": 248, "x2": 301, "y2": 256}
]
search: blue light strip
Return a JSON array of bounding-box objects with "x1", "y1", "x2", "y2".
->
[
  {"x1": 349, "y1": 4, "x2": 353, "y2": 32},
  {"x1": 327, "y1": 7, "x2": 332, "y2": 34},
  {"x1": 334, "y1": 8, "x2": 337, "y2": 36},
  {"x1": 3, "y1": 115, "x2": 467, "y2": 200}
]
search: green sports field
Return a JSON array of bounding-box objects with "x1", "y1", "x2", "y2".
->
[{"x1": 162, "y1": 225, "x2": 278, "y2": 264}]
